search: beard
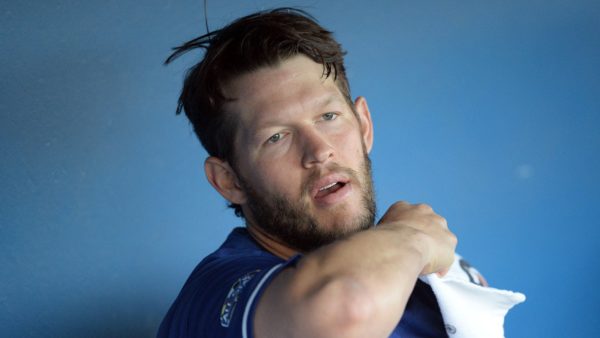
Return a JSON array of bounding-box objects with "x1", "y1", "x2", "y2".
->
[{"x1": 238, "y1": 154, "x2": 376, "y2": 253}]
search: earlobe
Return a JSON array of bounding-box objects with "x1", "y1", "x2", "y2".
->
[
  {"x1": 204, "y1": 157, "x2": 247, "y2": 205},
  {"x1": 354, "y1": 96, "x2": 374, "y2": 153}
]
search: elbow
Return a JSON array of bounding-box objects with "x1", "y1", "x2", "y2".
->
[{"x1": 306, "y1": 276, "x2": 379, "y2": 337}]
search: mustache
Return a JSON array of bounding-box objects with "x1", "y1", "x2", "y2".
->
[{"x1": 302, "y1": 163, "x2": 360, "y2": 196}]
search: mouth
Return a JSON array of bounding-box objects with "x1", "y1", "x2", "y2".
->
[
  {"x1": 311, "y1": 174, "x2": 352, "y2": 206},
  {"x1": 315, "y1": 181, "x2": 346, "y2": 198}
]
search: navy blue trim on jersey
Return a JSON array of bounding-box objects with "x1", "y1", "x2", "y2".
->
[{"x1": 158, "y1": 227, "x2": 447, "y2": 338}]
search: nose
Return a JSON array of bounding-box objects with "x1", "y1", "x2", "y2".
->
[{"x1": 300, "y1": 128, "x2": 334, "y2": 168}]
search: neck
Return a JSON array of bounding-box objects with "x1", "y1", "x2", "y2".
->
[{"x1": 246, "y1": 223, "x2": 298, "y2": 260}]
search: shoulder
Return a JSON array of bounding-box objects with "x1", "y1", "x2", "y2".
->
[{"x1": 158, "y1": 228, "x2": 291, "y2": 338}]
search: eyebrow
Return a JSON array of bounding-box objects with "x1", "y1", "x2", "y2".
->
[
  {"x1": 265, "y1": 91, "x2": 341, "y2": 113},
  {"x1": 313, "y1": 92, "x2": 345, "y2": 108},
  {"x1": 255, "y1": 92, "x2": 344, "y2": 125}
]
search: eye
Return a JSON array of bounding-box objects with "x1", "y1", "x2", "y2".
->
[
  {"x1": 267, "y1": 133, "x2": 282, "y2": 143},
  {"x1": 322, "y1": 112, "x2": 338, "y2": 121}
]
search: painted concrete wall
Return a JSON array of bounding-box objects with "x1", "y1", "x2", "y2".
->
[{"x1": 1, "y1": 1, "x2": 599, "y2": 336}]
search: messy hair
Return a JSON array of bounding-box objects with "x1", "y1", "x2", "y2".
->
[{"x1": 166, "y1": 8, "x2": 350, "y2": 217}]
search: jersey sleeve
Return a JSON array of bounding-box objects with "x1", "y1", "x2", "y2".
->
[{"x1": 158, "y1": 254, "x2": 300, "y2": 338}]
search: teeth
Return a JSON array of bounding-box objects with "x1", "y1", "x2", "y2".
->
[{"x1": 319, "y1": 182, "x2": 338, "y2": 191}]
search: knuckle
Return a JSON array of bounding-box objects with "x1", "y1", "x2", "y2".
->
[
  {"x1": 432, "y1": 214, "x2": 447, "y2": 226},
  {"x1": 387, "y1": 201, "x2": 409, "y2": 214},
  {"x1": 416, "y1": 203, "x2": 433, "y2": 212},
  {"x1": 392, "y1": 201, "x2": 409, "y2": 208},
  {"x1": 448, "y1": 231, "x2": 458, "y2": 245}
]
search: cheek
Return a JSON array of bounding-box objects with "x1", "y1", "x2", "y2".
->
[
  {"x1": 334, "y1": 130, "x2": 365, "y2": 161},
  {"x1": 252, "y1": 160, "x2": 300, "y2": 196}
]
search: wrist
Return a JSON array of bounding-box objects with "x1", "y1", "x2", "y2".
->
[{"x1": 376, "y1": 223, "x2": 431, "y2": 275}]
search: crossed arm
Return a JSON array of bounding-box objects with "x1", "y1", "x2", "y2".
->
[{"x1": 254, "y1": 201, "x2": 458, "y2": 338}]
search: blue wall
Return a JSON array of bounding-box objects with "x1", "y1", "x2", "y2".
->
[{"x1": 1, "y1": 1, "x2": 599, "y2": 336}]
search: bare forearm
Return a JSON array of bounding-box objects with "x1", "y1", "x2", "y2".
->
[
  {"x1": 288, "y1": 225, "x2": 428, "y2": 337},
  {"x1": 255, "y1": 202, "x2": 456, "y2": 338}
]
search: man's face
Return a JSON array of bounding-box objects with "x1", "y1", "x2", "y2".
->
[{"x1": 223, "y1": 55, "x2": 376, "y2": 252}]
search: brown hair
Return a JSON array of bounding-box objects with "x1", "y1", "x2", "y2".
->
[{"x1": 165, "y1": 8, "x2": 350, "y2": 217}]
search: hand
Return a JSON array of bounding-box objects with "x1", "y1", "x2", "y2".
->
[{"x1": 377, "y1": 201, "x2": 457, "y2": 276}]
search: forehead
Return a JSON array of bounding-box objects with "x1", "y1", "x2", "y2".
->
[{"x1": 222, "y1": 55, "x2": 345, "y2": 129}]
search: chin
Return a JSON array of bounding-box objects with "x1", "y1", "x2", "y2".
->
[{"x1": 320, "y1": 210, "x2": 371, "y2": 234}]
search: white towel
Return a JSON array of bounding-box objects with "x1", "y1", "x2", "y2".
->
[{"x1": 420, "y1": 255, "x2": 526, "y2": 338}]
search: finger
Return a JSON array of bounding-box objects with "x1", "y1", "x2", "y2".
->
[
  {"x1": 436, "y1": 267, "x2": 450, "y2": 278},
  {"x1": 377, "y1": 201, "x2": 410, "y2": 224}
]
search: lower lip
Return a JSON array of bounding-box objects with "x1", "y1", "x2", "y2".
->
[{"x1": 313, "y1": 183, "x2": 352, "y2": 207}]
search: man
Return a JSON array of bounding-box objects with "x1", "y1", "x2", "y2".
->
[{"x1": 159, "y1": 8, "x2": 508, "y2": 338}]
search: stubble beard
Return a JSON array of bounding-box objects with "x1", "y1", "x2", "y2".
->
[{"x1": 239, "y1": 154, "x2": 376, "y2": 253}]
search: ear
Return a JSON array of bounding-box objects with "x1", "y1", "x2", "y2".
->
[
  {"x1": 204, "y1": 156, "x2": 247, "y2": 205},
  {"x1": 354, "y1": 96, "x2": 374, "y2": 153}
]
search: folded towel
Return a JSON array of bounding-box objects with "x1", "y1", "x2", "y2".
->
[{"x1": 420, "y1": 255, "x2": 526, "y2": 338}]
